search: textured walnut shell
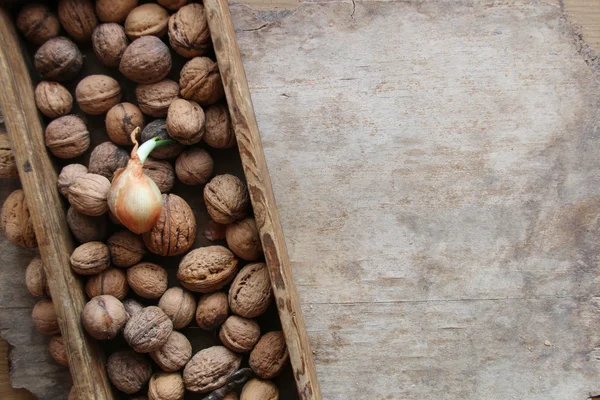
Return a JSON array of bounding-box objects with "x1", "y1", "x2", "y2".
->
[
  {"x1": 120, "y1": 36, "x2": 172, "y2": 84},
  {"x1": 1, "y1": 189, "x2": 37, "y2": 248},
  {"x1": 195, "y1": 291, "x2": 229, "y2": 330},
  {"x1": 125, "y1": 4, "x2": 169, "y2": 39},
  {"x1": 107, "y1": 230, "x2": 146, "y2": 267},
  {"x1": 96, "y1": 0, "x2": 138, "y2": 23},
  {"x1": 136, "y1": 80, "x2": 180, "y2": 118},
  {"x1": 107, "y1": 350, "x2": 152, "y2": 394},
  {"x1": 92, "y1": 23, "x2": 129, "y2": 68},
  {"x1": 143, "y1": 158, "x2": 175, "y2": 193},
  {"x1": 25, "y1": 256, "x2": 50, "y2": 297},
  {"x1": 32, "y1": 299, "x2": 59, "y2": 335},
  {"x1": 204, "y1": 174, "x2": 250, "y2": 224},
  {"x1": 158, "y1": 287, "x2": 196, "y2": 329},
  {"x1": 143, "y1": 194, "x2": 196, "y2": 256},
  {"x1": 150, "y1": 331, "x2": 192, "y2": 372},
  {"x1": 45, "y1": 115, "x2": 90, "y2": 159},
  {"x1": 219, "y1": 316, "x2": 261, "y2": 353},
  {"x1": 179, "y1": 57, "x2": 225, "y2": 106},
  {"x1": 123, "y1": 299, "x2": 144, "y2": 317},
  {"x1": 241, "y1": 379, "x2": 279, "y2": 400},
  {"x1": 204, "y1": 103, "x2": 236, "y2": 149},
  {"x1": 177, "y1": 246, "x2": 238, "y2": 293},
  {"x1": 58, "y1": 0, "x2": 97, "y2": 41},
  {"x1": 229, "y1": 263, "x2": 273, "y2": 318},
  {"x1": 141, "y1": 120, "x2": 184, "y2": 159},
  {"x1": 226, "y1": 218, "x2": 263, "y2": 261},
  {"x1": 127, "y1": 262, "x2": 168, "y2": 299},
  {"x1": 76, "y1": 75, "x2": 122, "y2": 115},
  {"x1": 249, "y1": 331, "x2": 288, "y2": 379},
  {"x1": 57, "y1": 164, "x2": 87, "y2": 197},
  {"x1": 68, "y1": 173, "x2": 111, "y2": 216},
  {"x1": 0, "y1": 134, "x2": 17, "y2": 178},
  {"x1": 204, "y1": 219, "x2": 226, "y2": 242},
  {"x1": 106, "y1": 103, "x2": 144, "y2": 146},
  {"x1": 49, "y1": 335, "x2": 69, "y2": 367},
  {"x1": 34, "y1": 37, "x2": 83, "y2": 81},
  {"x1": 88, "y1": 142, "x2": 130, "y2": 180},
  {"x1": 34, "y1": 81, "x2": 73, "y2": 118},
  {"x1": 175, "y1": 148, "x2": 213, "y2": 185},
  {"x1": 70, "y1": 241, "x2": 110, "y2": 275},
  {"x1": 149, "y1": 372, "x2": 185, "y2": 400},
  {"x1": 86, "y1": 268, "x2": 129, "y2": 300},
  {"x1": 183, "y1": 346, "x2": 242, "y2": 393},
  {"x1": 67, "y1": 207, "x2": 108, "y2": 243},
  {"x1": 168, "y1": 4, "x2": 211, "y2": 58},
  {"x1": 124, "y1": 306, "x2": 173, "y2": 353},
  {"x1": 166, "y1": 99, "x2": 205, "y2": 145},
  {"x1": 16, "y1": 3, "x2": 60, "y2": 45},
  {"x1": 158, "y1": 0, "x2": 188, "y2": 11}
]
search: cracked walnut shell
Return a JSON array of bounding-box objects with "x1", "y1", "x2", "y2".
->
[
  {"x1": 70, "y1": 241, "x2": 110, "y2": 275},
  {"x1": 107, "y1": 350, "x2": 152, "y2": 394},
  {"x1": 58, "y1": 0, "x2": 97, "y2": 42},
  {"x1": 219, "y1": 315, "x2": 260, "y2": 354},
  {"x1": 249, "y1": 331, "x2": 288, "y2": 379},
  {"x1": 149, "y1": 372, "x2": 185, "y2": 400},
  {"x1": 183, "y1": 346, "x2": 241, "y2": 393},
  {"x1": 124, "y1": 306, "x2": 173, "y2": 353},
  {"x1": 34, "y1": 37, "x2": 83, "y2": 81},
  {"x1": 195, "y1": 291, "x2": 228, "y2": 330},
  {"x1": 229, "y1": 263, "x2": 273, "y2": 318},
  {"x1": 158, "y1": 287, "x2": 196, "y2": 329},
  {"x1": 107, "y1": 230, "x2": 146, "y2": 267},
  {"x1": 204, "y1": 174, "x2": 250, "y2": 224},
  {"x1": 45, "y1": 115, "x2": 90, "y2": 159},
  {"x1": 168, "y1": 3, "x2": 211, "y2": 58},
  {"x1": 179, "y1": 57, "x2": 225, "y2": 106},
  {"x1": 16, "y1": 3, "x2": 60, "y2": 45},
  {"x1": 1, "y1": 189, "x2": 37, "y2": 248},
  {"x1": 120, "y1": 36, "x2": 172, "y2": 84},
  {"x1": 150, "y1": 331, "x2": 192, "y2": 372},
  {"x1": 177, "y1": 246, "x2": 238, "y2": 293},
  {"x1": 35, "y1": 81, "x2": 73, "y2": 118},
  {"x1": 76, "y1": 75, "x2": 122, "y2": 115},
  {"x1": 127, "y1": 262, "x2": 168, "y2": 299},
  {"x1": 68, "y1": 173, "x2": 111, "y2": 216},
  {"x1": 143, "y1": 194, "x2": 196, "y2": 256}
]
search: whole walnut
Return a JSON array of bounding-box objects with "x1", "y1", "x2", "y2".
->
[
  {"x1": 240, "y1": 379, "x2": 279, "y2": 400},
  {"x1": 124, "y1": 306, "x2": 173, "y2": 353},
  {"x1": 175, "y1": 148, "x2": 213, "y2": 185},
  {"x1": 150, "y1": 331, "x2": 192, "y2": 372},
  {"x1": 159, "y1": 0, "x2": 188, "y2": 11},
  {"x1": 1, "y1": 189, "x2": 37, "y2": 248},
  {"x1": 82, "y1": 295, "x2": 127, "y2": 339},
  {"x1": 120, "y1": 36, "x2": 172, "y2": 84},
  {"x1": 219, "y1": 315, "x2": 261, "y2": 353},
  {"x1": 168, "y1": 4, "x2": 211, "y2": 58},
  {"x1": 86, "y1": 268, "x2": 129, "y2": 300},
  {"x1": 166, "y1": 99, "x2": 205, "y2": 145},
  {"x1": 143, "y1": 158, "x2": 175, "y2": 193},
  {"x1": 76, "y1": 75, "x2": 122, "y2": 115},
  {"x1": 148, "y1": 372, "x2": 185, "y2": 400},
  {"x1": 25, "y1": 256, "x2": 50, "y2": 297},
  {"x1": 127, "y1": 262, "x2": 168, "y2": 299},
  {"x1": 136, "y1": 80, "x2": 179, "y2": 118},
  {"x1": 107, "y1": 230, "x2": 146, "y2": 267},
  {"x1": 88, "y1": 142, "x2": 130, "y2": 180},
  {"x1": 96, "y1": 0, "x2": 138, "y2": 23},
  {"x1": 204, "y1": 103, "x2": 236, "y2": 149},
  {"x1": 141, "y1": 120, "x2": 184, "y2": 159},
  {"x1": 32, "y1": 299, "x2": 59, "y2": 335},
  {"x1": 92, "y1": 23, "x2": 129, "y2": 68},
  {"x1": 68, "y1": 173, "x2": 111, "y2": 216},
  {"x1": 204, "y1": 174, "x2": 250, "y2": 224},
  {"x1": 180, "y1": 57, "x2": 225, "y2": 106},
  {"x1": 204, "y1": 219, "x2": 226, "y2": 242},
  {"x1": 225, "y1": 218, "x2": 263, "y2": 261},
  {"x1": 123, "y1": 298, "x2": 144, "y2": 317},
  {"x1": 249, "y1": 331, "x2": 288, "y2": 379},
  {"x1": 158, "y1": 287, "x2": 196, "y2": 329},
  {"x1": 34, "y1": 81, "x2": 73, "y2": 118},
  {"x1": 125, "y1": 4, "x2": 169, "y2": 39},
  {"x1": 106, "y1": 103, "x2": 144, "y2": 145},
  {"x1": 143, "y1": 194, "x2": 196, "y2": 256},
  {"x1": 177, "y1": 246, "x2": 238, "y2": 293},
  {"x1": 58, "y1": 164, "x2": 88, "y2": 197},
  {"x1": 58, "y1": 0, "x2": 97, "y2": 41},
  {"x1": 67, "y1": 207, "x2": 108, "y2": 243},
  {"x1": 49, "y1": 335, "x2": 69, "y2": 367},
  {"x1": 229, "y1": 263, "x2": 272, "y2": 318},
  {"x1": 70, "y1": 241, "x2": 110, "y2": 275},
  {"x1": 16, "y1": 3, "x2": 60, "y2": 45},
  {"x1": 0, "y1": 134, "x2": 17, "y2": 178},
  {"x1": 44, "y1": 115, "x2": 90, "y2": 159},
  {"x1": 195, "y1": 291, "x2": 228, "y2": 330},
  {"x1": 183, "y1": 346, "x2": 241, "y2": 393},
  {"x1": 107, "y1": 350, "x2": 152, "y2": 394},
  {"x1": 34, "y1": 37, "x2": 83, "y2": 81}
]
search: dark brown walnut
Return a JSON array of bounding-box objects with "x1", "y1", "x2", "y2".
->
[
  {"x1": 58, "y1": 0, "x2": 97, "y2": 41},
  {"x1": 34, "y1": 37, "x2": 83, "y2": 81},
  {"x1": 175, "y1": 148, "x2": 213, "y2": 185},
  {"x1": 183, "y1": 346, "x2": 241, "y2": 393},
  {"x1": 195, "y1": 291, "x2": 228, "y2": 330},
  {"x1": 96, "y1": 0, "x2": 138, "y2": 23},
  {"x1": 168, "y1": 3, "x2": 211, "y2": 58},
  {"x1": 141, "y1": 120, "x2": 184, "y2": 159},
  {"x1": 166, "y1": 99, "x2": 205, "y2": 145},
  {"x1": 204, "y1": 103, "x2": 236, "y2": 149},
  {"x1": 16, "y1": 3, "x2": 60, "y2": 45},
  {"x1": 86, "y1": 267, "x2": 129, "y2": 300},
  {"x1": 106, "y1": 103, "x2": 144, "y2": 146},
  {"x1": 92, "y1": 23, "x2": 129, "y2": 68},
  {"x1": 76, "y1": 74, "x2": 122, "y2": 115},
  {"x1": 136, "y1": 80, "x2": 179, "y2": 118},
  {"x1": 25, "y1": 256, "x2": 50, "y2": 297},
  {"x1": 180, "y1": 57, "x2": 225, "y2": 106},
  {"x1": 82, "y1": 295, "x2": 127, "y2": 340},
  {"x1": 44, "y1": 115, "x2": 90, "y2": 159},
  {"x1": 32, "y1": 299, "x2": 59, "y2": 335},
  {"x1": 240, "y1": 379, "x2": 279, "y2": 400},
  {"x1": 226, "y1": 218, "x2": 263, "y2": 261},
  {"x1": 67, "y1": 207, "x2": 108, "y2": 243},
  {"x1": 0, "y1": 134, "x2": 17, "y2": 178},
  {"x1": 150, "y1": 331, "x2": 192, "y2": 372},
  {"x1": 229, "y1": 263, "x2": 273, "y2": 318},
  {"x1": 159, "y1": 0, "x2": 188, "y2": 11},
  {"x1": 249, "y1": 331, "x2": 288, "y2": 379},
  {"x1": 120, "y1": 36, "x2": 172, "y2": 84},
  {"x1": 204, "y1": 174, "x2": 250, "y2": 224},
  {"x1": 48, "y1": 335, "x2": 69, "y2": 367},
  {"x1": 143, "y1": 158, "x2": 175, "y2": 193},
  {"x1": 68, "y1": 173, "x2": 111, "y2": 216},
  {"x1": 158, "y1": 287, "x2": 196, "y2": 329},
  {"x1": 148, "y1": 372, "x2": 185, "y2": 400},
  {"x1": 143, "y1": 194, "x2": 196, "y2": 256},
  {"x1": 88, "y1": 141, "x2": 130, "y2": 180},
  {"x1": 57, "y1": 164, "x2": 87, "y2": 197},
  {"x1": 107, "y1": 350, "x2": 152, "y2": 394},
  {"x1": 125, "y1": 3, "x2": 169, "y2": 39},
  {"x1": 1, "y1": 189, "x2": 36, "y2": 248},
  {"x1": 204, "y1": 219, "x2": 226, "y2": 241},
  {"x1": 123, "y1": 298, "x2": 144, "y2": 317},
  {"x1": 219, "y1": 316, "x2": 261, "y2": 354},
  {"x1": 127, "y1": 262, "x2": 168, "y2": 299},
  {"x1": 34, "y1": 81, "x2": 73, "y2": 118},
  {"x1": 70, "y1": 241, "x2": 110, "y2": 275},
  {"x1": 177, "y1": 246, "x2": 238, "y2": 293},
  {"x1": 124, "y1": 306, "x2": 173, "y2": 353},
  {"x1": 107, "y1": 230, "x2": 146, "y2": 267}
]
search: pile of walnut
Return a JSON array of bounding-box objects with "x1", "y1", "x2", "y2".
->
[{"x1": 0, "y1": 1, "x2": 288, "y2": 399}]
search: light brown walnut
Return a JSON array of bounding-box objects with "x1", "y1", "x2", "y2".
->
[
  {"x1": 68, "y1": 173, "x2": 111, "y2": 216},
  {"x1": 204, "y1": 174, "x2": 250, "y2": 224},
  {"x1": 106, "y1": 103, "x2": 144, "y2": 145},
  {"x1": 1, "y1": 189, "x2": 37, "y2": 248},
  {"x1": 179, "y1": 57, "x2": 225, "y2": 106},
  {"x1": 195, "y1": 291, "x2": 228, "y2": 331},
  {"x1": 143, "y1": 194, "x2": 196, "y2": 256},
  {"x1": 76, "y1": 75, "x2": 122, "y2": 115},
  {"x1": 32, "y1": 299, "x2": 59, "y2": 335},
  {"x1": 127, "y1": 262, "x2": 168, "y2": 299},
  {"x1": 58, "y1": 0, "x2": 97, "y2": 41},
  {"x1": 120, "y1": 36, "x2": 172, "y2": 84},
  {"x1": 136, "y1": 80, "x2": 179, "y2": 118},
  {"x1": 48, "y1": 335, "x2": 69, "y2": 367},
  {"x1": 168, "y1": 4, "x2": 211, "y2": 58},
  {"x1": 158, "y1": 287, "x2": 196, "y2": 329},
  {"x1": 249, "y1": 331, "x2": 288, "y2": 379},
  {"x1": 182, "y1": 346, "x2": 241, "y2": 393},
  {"x1": 228, "y1": 263, "x2": 273, "y2": 319},
  {"x1": 85, "y1": 268, "x2": 129, "y2": 300},
  {"x1": 143, "y1": 158, "x2": 175, "y2": 193},
  {"x1": 240, "y1": 379, "x2": 279, "y2": 400},
  {"x1": 96, "y1": 0, "x2": 138, "y2": 23},
  {"x1": 177, "y1": 246, "x2": 238, "y2": 293},
  {"x1": 150, "y1": 331, "x2": 192, "y2": 372},
  {"x1": 45, "y1": 115, "x2": 90, "y2": 159},
  {"x1": 34, "y1": 37, "x2": 83, "y2": 81},
  {"x1": 158, "y1": 0, "x2": 188, "y2": 11},
  {"x1": 34, "y1": 81, "x2": 73, "y2": 118},
  {"x1": 204, "y1": 103, "x2": 236, "y2": 149},
  {"x1": 67, "y1": 207, "x2": 108, "y2": 243},
  {"x1": 57, "y1": 164, "x2": 87, "y2": 197},
  {"x1": 88, "y1": 142, "x2": 130, "y2": 180},
  {"x1": 70, "y1": 241, "x2": 110, "y2": 275},
  {"x1": 148, "y1": 372, "x2": 185, "y2": 400},
  {"x1": 107, "y1": 350, "x2": 152, "y2": 394},
  {"x1": 225, "y1": 218, "x2": 263, "y2": 261},
  {"x1": 175, "y1": 148, "x2": 213, "y2": 185},
  {"x1": 124, "y1": 306, "x2": 173, "y2": 353},
  {"x1": 219, "y1": 315, "x2": 260, "y2": 353},
  {"x1": 92, "y1": 23, "x2": 129, "y2": 68},
  {"x1": 16, "y1": 3, "x2": 60, "y2": 45},
  {"x1": 125, "y1": 4, "x2": 169, "y2": 39},
  {"x1": 107, "y1": 230, "x2": 146, "y2": 267},
  {"x1": 25, "y1": 256, "x2": 50, "y2": 297},
  {"x1": 0, "y1": 134, "x2": 17, "y2": 178},
  {"x1": 166, "y1": 99, "x2": 205, "y2": 145}
]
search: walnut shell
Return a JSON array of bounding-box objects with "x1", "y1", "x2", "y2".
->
[
  {"x1": 158, "y1": 0, "x2": 188, "y2": 11},
  {"x1": 124, "y1": 306, "x2": 173, "y2": 353},
  {"x1": 58, "y1": 164, "x2": 88, "y2": 197},
  {"x1": 179, "y1": 57, "x2": 225, "y2": 106},
  {"x1": 96, "y1": 0, "x2": 138, "y2": 23},
  {"x1": 58, "y1": 0, "x2": 98, "y2": 41},
  {"x1": 45, "y1": 115, "x2": 90, "y2": 159},
  {"x1": 68, "y1": 173, "x2": 111, "y2": 216},
  {"x1": 224, "y1": 393, "x2": 239, "y2": 400},
  {"x1": 166, "y1": 99, "x2": 205, "y2": 145},
  {"x1": 150, "y1": 331, "x2": 192, "y2": 372},
  {"x1": 204, "y1": 174, "x2": 250, "y2": 224},
  {"x1": 70, "y1": 241, "x2": 110, "y2": 275},
  {"x1": 34, "y1": 37, "x2": 83, "y2": 81},
  {"x1": 32, "y1": 299, "x2": 59, "y2": 335},
  {"x1": 148, "y1": 372, "x2": 185, "y2": 400},
  {"x1": 143, "y1": 158, "x2": 175, "y2": 193},
  {"x1": 219, "y1": 316, "x2": 261, "y2": 353},
  {"x1": 127, "y1": 262, "x2": 168, "y2": 299},
  {"x1": 123, "y1": 298, "x2": 144, "y2": 317},
  {"x1": 34, "y1": 81, "x2": 73, "y2": 118},
  {"x1": 120, "y1": 36, "x2": 172, "y2": 84},
  {"x1": 49, "y1": 335, "x2": 69, "y2": 367},
  {"x1": 143, "y1": 194, "x2": 196, "y2": 256},
  {"x1": 67, "y1": 207, "x2": 108, "y2": 243},
  {"x1": 125, "y1": 4, "x2": 169, "y2": 39},
  {"x1": 88, "y1": 141, "x2": 130, "y2": 180},
  {"x1": 107, "y1": 230, "x2": 146, "y2": 267},
  {"x1": 175, "y1": 148, "x2": 213, "y2": 185},
  {"x1": 106, "y1": 103, "x2": 144, "y2": 146},
  {"x1": 183, "y1": 346, "x2": 241, "y2": 393},
  {"x1": 229, "y1": 263, "x2": 272, "y2": 318},
  {"x1": 195, "y1": 291, "x2": 229, "y2": 330},
  {"x1": 1, "y1": 189, "x2": 37, "y2": 248},
  {"x1": 168, "y1": 4, "x2": 211, "y2": 58},
  {"x1": 249, "y1": 331, "x2": 288, "y2": 379},
  {"x1": 16, "y1": 3, "x2": 60, "y2": 45},
  {"x1": 107, "y1": 350, "x2": 152, "y2": 394},
  {"x1": 25, "y1": 256, "x2": 50, "y2": 297},
  {"x1": 158, "y1": 287, "x2": 196, "y2": 329},
  {"x1": 204, "y1": 103, "x2": 236, "y2": 149},
  {"x1": 240, "y1": 379, "x2": 279, "y2": 400},
  {"x1": 136, "y1": 80, "x2": 180, "y2": 118},
  {"x1": 225, "y1": 218, "x2": 263, "y2": 261},
  {"x1": 0, "y1": 134, "x2": 17, "y2": 178},
  {"x1": 177, "y1": 246, "x2": 238, "y2": 293},
  {"x1": 204, "y1": 219, "x2": 226, "y2": 242},
  {"x1": 92, "y1": 23, "x2": 129, "y2": 67},
  {"x1": 76, "y1": 75, "x2": 122, "y2": 115},
  {"x1": 140, "y1": 120, "x2": 184, "y2": 159},
  {"x1": 86, "y1": 268, "x2": 129, "y2": 299}
]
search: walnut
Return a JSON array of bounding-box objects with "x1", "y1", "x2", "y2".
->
[
  {"x1": 158, "y1": 0, "x2": 188, "y2": 11},
  {"x1": 16, "y1": 3, "x2": 60, "y2": 45},
  {"x1": 0, "y1": 134, "x2": 17, "y2": 178},
  {"x1": 127, "y1": 262, "x2": 168, "y2": 299},
  {"x1": 96, "y1": 0, "x2": 138, "y2": 23},
  {"x1": 180, "y1": 57, "x2": 225, "y2": 106},
  {"x1": 106, "y1": 103, "x2": 144, "y2": 146},
  {"x1": 123, "y1": 298, "x2": 144, "y2": 317},
  {"x1": 1, "y1": 189, "x2": 36, "y2": 248},
  {"x1": 82, "y1": 295, "x2": 127, "y2": 339},
  {"x1": 143, "y1": 158, "x2": 175, "y2": 193},
  {"x1": 204, "y1": 174, "x2": 250, "y2": 224},
  {"x1": 195, "y1": 291, "x2": 228, "y2": 330},
  {"x1": 58, "y1": 164, "x2": 87, "y2": 197},
  {"x1": 124, "y1": 306, "x2": 173, "y2": 353},
  {"x1": 44, "y1": 115, "x2": 90, "y2": 159},
  {"x1": 34, "y1": 37, "x2": 83, "y2": 81},
  {"x1": 34, "y1": 81, "x2": 73, "y2": 118},
  {"x1": 92, "y1": 23, "x2": 129, "y2": 68},
  {"x1": 183, "y1": 346, "x2": 241, "y2": 393},
  {"x1": 120, "y1": 36, "x2": 172, "y2": 84},
  {"x1": 158, "y1": 287, "x2": 196, "y2": 329},
  {"x1": 166, "y1": 99, "x2": 205, "y2": 145},
  {"x1": 204, "y1": 103, "x2": 236, "y2": 149},
  {"x1": 68, "y1": 173, "x2": 111, "y2": 216},
  {"x1": 32, "y1": 299, "x2": 59, "y2": 335},
  {"x1": 150, "y1": 331, "x2": 192, "y2": 372},
  {"x1": 86, "y1": 268, "x2": 129, "y2": 300},
  {"x1": 204, "y1": 219, "x2": 226, "y2": 242},
  {"x1": 177, "y1": 246, "x2": 238, "y2": 293},
  {"x1": 143, "y1": 194, "x2": 196, "y2": 256},
  {"x1": 76, "y1": 75, "x2": 122, "y2": 115},
  {"x1": 125, "y1": 4, "x2": 169, "y2": 39},
  {"x1": 219, "y1": 316, "x2": 260, "y2": 353},
  {"x1": 136, "y1": 80, "x2": 179, "y2": 118},
  {"x1": 25, "y1": 256, "x2": 50, "y2": 297},
  {"x1": 67, "y1": 207, "x2": 108, "y2": 243},
  {"x1": 88, "y1": 142, "x2": 130, "y2": 180},
  {"x1": 224, "y1": 393, "x2": 238, "y2": 400},
  {"x1": 70, "y1": 241, "x2": 110, "y2": 275},
  {"x1": 48, "y1": 335, "x2": 69, "y2": 367},
  {"x1": 140, "y1": 120, "x2": 184, "y2": 159},
  {"x1": 107, "y1": 230, "x2": 146, "y2": 267},
  {"x1": 175, "y1": 148, "x2": 213, "y2": 185},
  {"x1": 58, "y1": 0, "x2": 97, "y2": 41},
  {"x1": 168, "y1": 4, "x2": 211, "y2": 58},
  {"x1": 148, "y1": 372, "x2": 185, "y2": 400},
  {"x1": 107, "y1": 350, "x2": 152, "y2": 394},
  {"x1": 249, "y1": 331, "x2": 288, "y2": 379},
  {"x1": 240, "y1": 379, "x2": 279, "y2": 400},
  {"x1": 225, "y1": 218, "x2": 262, "y2": 261},
  {"x1": 229, "y1": 263, "x2": 272, "y2": 318}
]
